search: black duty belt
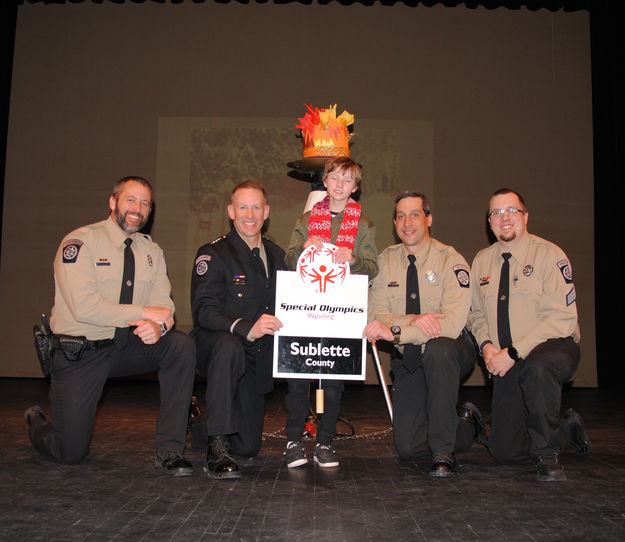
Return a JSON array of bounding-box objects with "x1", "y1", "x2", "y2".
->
[{"x1": 53, "y1": 335, "x2": 113, "y2": 359}]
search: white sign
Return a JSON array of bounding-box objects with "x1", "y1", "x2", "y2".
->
[{"x1": 273, "y1": 243, "x2": 368, "y2": 380}]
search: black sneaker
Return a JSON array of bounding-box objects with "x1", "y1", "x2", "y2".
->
[
  {"x1": 534, "y1": 454, "x2": 567, "y2": 482},
  {"x1": 313, "y1": 444, "x2": 339, "y2": 468},
  {"x1": 155, "y1": 450, "x2": 193, "y2": 477},
  {"x1": 563, "y1": 408, "x2": 591, "y2": 456},
  {"x1": 429, "y1": 452, "x2": 457, "y2": 478},
  {"x1": 284, "y1": 440, "x2": 308, "y2": 468},
  {"x1": 204, "y1": 435, "x2": 241, "y2": 479}
]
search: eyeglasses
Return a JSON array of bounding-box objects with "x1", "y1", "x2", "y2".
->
[{"x1": 488, "y1": 207, "x2": 526, "y2": 220}]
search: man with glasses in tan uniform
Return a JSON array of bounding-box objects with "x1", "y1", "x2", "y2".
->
[{"x1": 464, "y1": 188, "x2": 590, "y2": 481}]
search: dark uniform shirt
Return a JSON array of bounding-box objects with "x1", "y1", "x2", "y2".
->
[{"x1": 191, "y1": 228, "x2": 286, "y2": 392}]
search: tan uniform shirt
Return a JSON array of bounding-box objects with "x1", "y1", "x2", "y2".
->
[
  {"x1": 467, "y1": 232, "x2": 580, "y2": 359},
  {"x1": 50, "y1": 216, "x2": 174, "y2": 340},
  {"x1": 368, "y1": 238, "x2": 471, "y2": 352}
]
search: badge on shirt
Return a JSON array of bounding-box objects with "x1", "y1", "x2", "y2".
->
[
  {"x1": 557, "y1": 259, "x2": 573, "y2": 284},
  {"x1": 147, "y1": 254, "x2": 153, "y2": 267},
  {"x1": 479, "y1": 276, "x2": 490, "y2": 286},
  {"x1": 566, "y1": 286, "x2": 576, "y2": 306},
  {"x1": 387, "y1": 281, "x2": 399, "y2": 288},
  {"x1": 95, "y1": 258, "x2": 110, "y2": 267},
  {"x1": 452, "y1": 264, "x2": 470, "y2": 288},
  {"x1": 523, "y1": 265, "x2": 534, "y2": 277},
  {"x1": 62, "y1": 239, "x2": 83, "y2": 263},
  {"x1": 425, "y1": 270, "x2": 438, "y2": 283},
  {"x1": 195, "y1": 254, "x2": 211, "y2": 276},
  {"x1": 233, "y1": 274, "x2": 246, "y2": 285}
]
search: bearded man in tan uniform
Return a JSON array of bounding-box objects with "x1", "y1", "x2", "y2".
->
[
  {"x1": 24, "y1": 176, "x2": 196, "y2": 476},
  {"x1": 464, "y1": 188, "x2": 591, "y2": 482}
]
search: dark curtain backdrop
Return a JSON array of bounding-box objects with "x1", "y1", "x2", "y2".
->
[{"x1": 0, "y1": 0, "x2": 622, "y2": 386}]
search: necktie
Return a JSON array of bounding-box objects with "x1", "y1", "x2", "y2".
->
[
  {"x1": 114, "y1": 238, "x2": 134, "y2": 349},
  {"x1": 252, "y1": 247, "x2": 267, "y2": 277},
  {"x1": 497, "y1": 252, "x2": 512, "y2": 349},
  {"x1": 403, "y1": 254, "x2": 422, "y2": 371}
]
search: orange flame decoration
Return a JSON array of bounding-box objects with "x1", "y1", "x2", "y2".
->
[{"x1": 295, "y1": 104, "x2": 354, "y2": 157}]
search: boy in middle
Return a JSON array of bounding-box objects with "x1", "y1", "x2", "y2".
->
[{"x1": 283, "y1": 156, "x2": 378, "y2": 468}]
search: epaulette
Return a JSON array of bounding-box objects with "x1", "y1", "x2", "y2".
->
[
  {"x1": 262, "y1": 235, "x2": 280, "y2": 248},
  {"x1": 211, "y1": 235, "x2": 227, "y2": 245}
]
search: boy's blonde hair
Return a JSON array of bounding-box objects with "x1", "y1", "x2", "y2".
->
[{"x1": 323, "y1": 157, "x2": 362, "y2": 189}]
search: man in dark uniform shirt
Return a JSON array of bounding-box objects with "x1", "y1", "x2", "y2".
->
[{"x1": 191, "y1": 181, "x2": 285, "y2": 479}]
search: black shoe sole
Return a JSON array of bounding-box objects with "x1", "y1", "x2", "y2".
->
[
  {"x1": 429, "y1": 469, "x2": 455, "y2": 478},
  {"x1": 162, "y1": 468, "x2": 194, "y2": 477},
  {"x1": 537, "y1": 471, "x2": 567, "y2": 482},
  {"x1": 204, "y1": 466, "x2": 241, "y2": 479}
]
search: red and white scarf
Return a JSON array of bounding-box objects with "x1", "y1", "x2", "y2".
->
[{"x1": 308, "y1": 195, "x2": 361, "y2": 251}]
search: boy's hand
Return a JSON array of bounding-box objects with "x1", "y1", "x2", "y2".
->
[
  {"x1": 304, "y1": 237, "x2": 324, "y2": 249},
  {"x1": 334, "y1": 246, "x2": 355, "y2": 265}
]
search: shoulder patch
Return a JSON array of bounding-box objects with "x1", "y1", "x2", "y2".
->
[
  {"x1": 62, "y1": 239, "x2": 84, "y2": 263},
  {"x1": 452, "y1": 264, "x2": 470, "y2": 288},
  {"x1": 195, "y1": 254, "x2": 211, "y2": 276},
  {"x1": 566, "y1": 286, "x2": 576, "y2": 306},
  {"x1": 557, "y1": 259, "x2": 573, "y2": 284}
]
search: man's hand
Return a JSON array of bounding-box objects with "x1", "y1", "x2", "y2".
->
[
  {"x1": 406, "y1": 313, "x2": 445, "y2": 338},
  {"x1": 362, "y1": 320, "x2": 393, "y2": 343},
  {"x1": 142, "y1": 306, "x2": 174, "y2": 331},
  {"x1": 484, "y1": 345, "x2": 515, "y2": 377},
  {"x1": 249, "y1": 314, "x2": 283, "y2": 341},
  {"x1": 481, "y1": 342, "x2": 498, "y2": 364},
  {"x1": 128, "y1": 319, "x2": 163, "y2": 345}
]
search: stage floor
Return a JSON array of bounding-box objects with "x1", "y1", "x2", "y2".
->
[{"x1": 2, "y1": 378, "x2": 624, "y2": 541}]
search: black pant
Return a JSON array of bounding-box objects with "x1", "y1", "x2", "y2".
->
[
  {"x1": 285, "y1": 379, "x2": 344, "y2": 446},
  {"x1": 391, "y1": 336, "x2": 476, "y2": 459},
  {"x1": 194, "y1": 330, "x2": 266, "y2": 458},
  {"x1": 28, "y1": 331, "x2": 196, "y2": 464},
  {"x1": 488, "y1": 337, "x2": 580, "y2": 463}
]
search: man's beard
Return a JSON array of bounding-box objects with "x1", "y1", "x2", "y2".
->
[
  {"x1": 498, "y1": 230, "x2": 517, "y2": 243},
  {"x1": 115, "y1": 209, "x2": 147, "y2": 234}
]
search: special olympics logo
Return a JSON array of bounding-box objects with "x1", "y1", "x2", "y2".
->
[{"x1": 297, "y1": 243, "x2": 349, "y2": 293}]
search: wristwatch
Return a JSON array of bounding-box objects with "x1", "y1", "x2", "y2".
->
[
  {"x1": 507, "y1": 346, "x2": 521, "y2": 363},
  {"x1": 390, "y1": 325, "x2": 401, "y2": 345}
]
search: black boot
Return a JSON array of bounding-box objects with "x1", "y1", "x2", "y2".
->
[
  {"x1": 430, "y1": 452, "x2": 457, "y2": 477},
  {"x1": 534, "y1": 453, "x2": 567, "y2": 482},
  {"x1": 204, "y1": 435, "x2": 241, "y2": 479},
  {"x1": 563, "y1": 408, "x2": 591, "y2": 456},
  {"x1": 459, "y1": 401, "x2": 490, "y2": 444}
]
